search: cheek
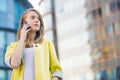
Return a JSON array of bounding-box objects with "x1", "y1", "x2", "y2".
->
[
  {"x1": 38, "y1": 21, "x2": 41, "y2": 25},
  {"x1": 30, "y1": 25, "x2": 40, "y2": 31},
  {"x1": 37, "y1": 26, "x2": 40, "y2": 30},
  {"x1": 35, "y1": 26, "x2": 40, "y2": 31}
]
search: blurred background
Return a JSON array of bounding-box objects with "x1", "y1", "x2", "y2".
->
[{"x1": 0, "y1": 0, "x2": 120, "y2": 80}]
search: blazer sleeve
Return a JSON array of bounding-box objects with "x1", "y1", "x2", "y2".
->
[
  {"x1": 4, "y1": 42, "x2": 18, "y2": 68},
  {"x1": 48, "y1": 41, "x2": 63, "y2": 79}
]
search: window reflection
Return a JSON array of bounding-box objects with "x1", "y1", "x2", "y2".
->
[
  {"x1": 0, "y1": 31, "x2": 6, "y2": 48},
  {"x1": 0, "y1": 70, "x2": 6, "y2": 80},
  {"x1": 6, "y1": 32, "x2": 16, "y2": 46},
  {"x1": 0, "y1": 0, "x2": 7, "y2": 12}
]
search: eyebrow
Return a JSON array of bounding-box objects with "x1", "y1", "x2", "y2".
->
[{"x1": 30, "y1": 15, "x2": 39, "y2": 17}]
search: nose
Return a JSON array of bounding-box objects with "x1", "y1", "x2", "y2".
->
[{"x1": 34, "y1": 18, "x2": 39, "y2": 23}]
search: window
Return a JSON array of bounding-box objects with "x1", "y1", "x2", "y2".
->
[
  {"x1": 0, "y1": 0, "x2": 7, "y2": 12},
  {"x1": 102, "y1": 4, "x2": 110, "y2": 16},
  {"x1": 0, "y1": 31, "x2": 6, "y2": 49},
  {"x1": 100, "y1": 26, "x2": 106, "y2": 39},
  {"x1": 0, "y1": 31, "x2": 16, "y2": 68},
  {"x1": 117, "y1": 0, "x2": 120, "y2": 10},
  {"x1": 6, "y1": 32, "x2": 16, "y2": 46},
  {"x1": 114, "y1": 21, "x2": 120, "y2": 35},
  {"x1": 97, "y1": 8, "x2": 102, "y2": 17},
  {"x1": 92, "y1": 10, "x2": 97, "y2": 19},
  {"x1": 105, "y1": 25, "x2": 114, "y2": 37},
  {"x1": 112, "y1": 23, "x2": 115, "y2": 35},
  {"x1": 116, "y1": 66, "x2": 120, "y2": 79},
  {"x1": 111, "y1": 68, "x2": 116, "y2": 80},
  {"x1": 87, "y1": 13, "x2": 93, "y2": 21},
  {"x1": 0, "y1": 12, "x2": 7, "y2": 27},
  {"x1": 0, "y1": 70, "x2": 6, "y2": 80},
  {"x1": 110, "y1": 1, "x2": 116, "y2": 13},
  {"x1": 89, "y1": 29, "x2": 96, "y2": 39},
  {"x1": 92, "y1": 8, "x2": 102, "y2": 19},
  {"x1": 14, "y1": 1, "x2": 26, "y2": 29}
]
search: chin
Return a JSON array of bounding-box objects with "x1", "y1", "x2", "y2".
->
[{"x1": 32, "y1": 28, "x2": 39, "y2": 32}]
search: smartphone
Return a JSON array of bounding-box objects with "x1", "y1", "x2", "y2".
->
[{"x1": 23, "y1": 20, "x2": 31, "y2": 30}]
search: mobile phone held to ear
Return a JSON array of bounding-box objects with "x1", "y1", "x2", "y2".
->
[{"x1": 23, "y1": 20, "x2": 31, "y2": 30}]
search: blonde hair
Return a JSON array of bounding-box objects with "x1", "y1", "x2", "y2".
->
[{"x1": 17, "y1": 8, "x2": 44, "y2": 47}]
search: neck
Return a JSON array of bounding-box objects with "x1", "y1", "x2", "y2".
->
[{"x1": 27, "y1": 30, "x2": 36, "y2": 42}]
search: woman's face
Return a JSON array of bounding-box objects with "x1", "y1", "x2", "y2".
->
[{"x1": 25, "y1": 11, "x2": 40, "y2": 31}]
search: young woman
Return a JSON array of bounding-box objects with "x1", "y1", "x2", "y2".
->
[{"x1": 5, "y1": 8, "x2": 63, "y2": 80}]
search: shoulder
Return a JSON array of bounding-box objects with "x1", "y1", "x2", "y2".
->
[
  {"x1": 42, "y1": 38, "x2": 53, "y2": 44},
  {"x1": 41, "y1": 38, "x2": 55, "y2": 47}
]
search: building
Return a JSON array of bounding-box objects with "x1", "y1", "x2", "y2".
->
[
  {"x1": 54, "y1": 0, "x2": 92, "y2": 80},
  {"x1": 0, "y1": 0, "x2": 32, "y2": 80},
  {"x1": 85, "y1": 0, "x2": 120, "y2": 79}
]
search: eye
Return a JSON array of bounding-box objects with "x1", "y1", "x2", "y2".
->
[{"x1": 31, "y1": 16, "x2": 35, "y2": 19}]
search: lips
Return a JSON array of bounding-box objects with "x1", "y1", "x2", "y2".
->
[{"x1": 34, "y1": 24, "x2": 39, "y2": 27}]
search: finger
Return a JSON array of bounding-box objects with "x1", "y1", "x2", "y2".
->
[
  {"x1": 22, "y1": 24, "x2": 29, "y2": 30},
  {"x1": 22, "y1": 23, "x2": 27, "y2": 29},
  {"x1": 26, "y1": 28, "x2": 31, "y2": 32},
  {"x1": 24, "y1": 24, "x2": 30, "y2": 30},
  {"x1": 12, "y1": 65, "x2": 17, "y2": 69}
]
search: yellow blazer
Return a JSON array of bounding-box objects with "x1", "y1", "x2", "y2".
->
[{"x1": 5, "y1": 39, "x2": 62, "y2": 80}]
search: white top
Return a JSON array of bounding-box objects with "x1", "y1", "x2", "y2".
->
[{"x1": 23, "y1": 47, "x2": 35, "y2": 80}]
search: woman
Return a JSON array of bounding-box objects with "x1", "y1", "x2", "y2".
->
[{"x1": 5, "y1": 8, "x2": 63, "y2": 80}]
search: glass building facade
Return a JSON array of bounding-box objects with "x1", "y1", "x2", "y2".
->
[
  {"x1": 86, "y1": 0, "x2": 120, "y2": 79},
  {"x1": 0, "y1": 0, "x2": 32, "y2": 80},
  {"x1": 54, "y1": 0, "x2": 92, "y2": 80}
]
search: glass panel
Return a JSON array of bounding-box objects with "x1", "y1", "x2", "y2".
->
[
  {"x1": 105, "y1": 25, "x2": 113, "y2": 37},
  {"x1": 0, "y1": 31, "x2": 6, "y2": 48},
  {"x1": 92, "y1": 10, "x2": 97, "y2": 18},
  {"x1": 117, "y1": 66, "x2": 120, "y2": 79},
  {"x1": 0, "y1": 0, "x2": 7, "y2": 12},
  {"x1": 0, "y1": 48, "x2": 6, "y2": 67},
  {"x1": 114, "y1": 21, "x2": 120, "y2": 35},
  {"x1": 0, "y1": 70, "x2": 6, "y2": 80},
  {"x1": 110, "y1": 1, "x2": 116, "y2": 13},
  {"x1": 6, "y1": 32, "x2": 16, "y2": 46},
  {"x1": 0, "y1": 31, "x2": 16, "y2": 67},
  {"x1": 0, "y1": 12, "x2": 7, "y2": 27},
  {"x1": 7, "y1": 70, "x2": 12, "y2": 80},
  {"x1": 117, "y1": 0, "x2": 120, "y2": 10},
  {"x1": 14, "y1": 1, "x2": 26, "y2": 29},
  {"x1": 102, "y1": 4, "x2": 110, "y2": 16}
]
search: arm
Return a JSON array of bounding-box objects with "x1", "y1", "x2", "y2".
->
[
  {"x1": 52, "y1": 76, "x2": 60, "y2": 80},
  {"x1": 5, "y1": 24, "x2": 31, "y2": 69},
  {"x1": 10, "y1": 40, "x2": 25, "y2": 69}
]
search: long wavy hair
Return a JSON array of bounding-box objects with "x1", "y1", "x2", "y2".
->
[{"x1": 17, "y1": 8, "x2": 44, "y2": 47}]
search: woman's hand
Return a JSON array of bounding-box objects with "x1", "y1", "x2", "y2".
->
[
  {"x1": 10, "y1": 24, "x2": 31, "y2": 69},
  {"x1": 20, "y1": 24, "x2": 31, "y2": 42},
  {"x1": 52, "y1": 76, "x2": 60, "y2": 80}
]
